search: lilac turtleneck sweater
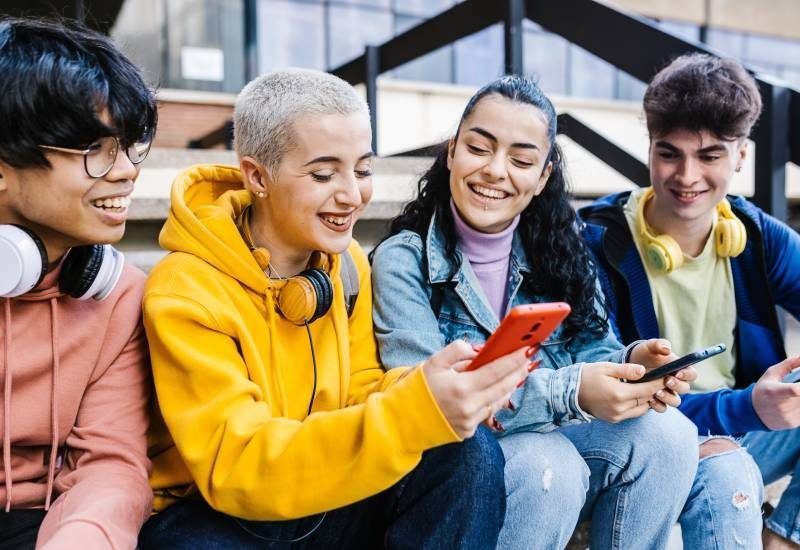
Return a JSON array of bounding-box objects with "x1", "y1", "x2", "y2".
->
[{"x1": 451, "y1": 199, "x2": 520, "y2": 320}]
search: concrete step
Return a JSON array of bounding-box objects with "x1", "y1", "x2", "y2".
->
[{"x1": 123, "y1": 148, "x2": 800, "y2": 274}]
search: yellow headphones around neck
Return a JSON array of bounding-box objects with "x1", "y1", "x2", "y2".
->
[
  {"x1": 238, "y1": 205, "x2": 334, "y2": 325},
  {"x1": 636, "y1": 187, "x2": 747, "y2": 273}
]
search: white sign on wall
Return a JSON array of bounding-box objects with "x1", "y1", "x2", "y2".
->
[{"x1": 181, "y1": 46, "x2": 225, "y2": 82}]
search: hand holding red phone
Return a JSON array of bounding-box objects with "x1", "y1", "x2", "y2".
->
[{"x1": 421, "y1": 340, "x2": 530, "y2": 438}]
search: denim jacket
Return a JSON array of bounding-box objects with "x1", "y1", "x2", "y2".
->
[{"x1": 371, "y1": 213, "x2": 629, "y2": 435}]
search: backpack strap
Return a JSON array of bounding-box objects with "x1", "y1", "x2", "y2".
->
[{"x1": 340, "y1": 250, "x2": 360, "y2": 318}]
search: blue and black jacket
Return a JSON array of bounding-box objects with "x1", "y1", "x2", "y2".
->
[{"x1": 579, "y1": 191, "x2": 800, "y2": 436}]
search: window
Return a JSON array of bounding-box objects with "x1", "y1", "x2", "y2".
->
[
  {"x1": 328, "y1": 4, "x2": 393, "y2": 68},
  {"x1": 523, "y1": 28, "x2": 568, "y2": 95},
  {"x1": 163, "y1": 0, "x2": 245, "y2": 93},
  {"x1": 392, "y1": 15, "x2": 453, "y2": 83},
  {"x1": 569, "y1": 45, "x2": 615, "y2": 99},
  {"x1": 258, "y1": 0, "x2": 326, "y2": 73},
  {"x1": 454, "y1": 25, "x2": 503, "y2": 86}
]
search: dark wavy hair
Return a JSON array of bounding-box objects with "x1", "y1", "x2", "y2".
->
[
  {"x1": 373, "y1": 75, "x2": 607, "y2": 343},
  {"x1": 644, "y1": 53, "x2": 762, "y2": 141},
  {"x1": 0, "y1": 17, "x2": 157, "y2": 169}
]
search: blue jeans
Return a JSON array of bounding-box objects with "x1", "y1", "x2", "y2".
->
[
  {"x1": 498, "y1": 431, "x2": 589, "y2": 550},
  {"x1": 679, "y1": 436, "x2": 764, "y2": 549},
  {"x1": 139, "y1": 427, "x2": 505, "y2": 549},
  {"x1": 560, "y1": 408, "x2": 698, "y2": 550},
  {"x1": 680, "y1": 427, "x2": 800, "y2": 549}
]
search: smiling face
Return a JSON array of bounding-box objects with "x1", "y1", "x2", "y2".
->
[
  {"x1": 648, "y1": 128, "x2": 746, "y2": 230},
  {"x1": 0, "y1": 112, "x2": 140, "y2": 264},
  {"x1": 447, "y1": 95, "x2": 553, "y2": 234},
  {"x1": 243, "y1": 111, "x2": 373, "y2": 271}
]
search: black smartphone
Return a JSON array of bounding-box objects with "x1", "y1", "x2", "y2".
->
[{"x1": 629, "y1": 343, "x2": 726, "y2": 384}]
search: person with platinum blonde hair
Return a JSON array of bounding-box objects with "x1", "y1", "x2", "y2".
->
[
  {"x1": 139, "y1": 67, "x2": 528, "y2": 548},
  {"x1": 234, "y1": 68, "x2": 368, "y2": 177}
]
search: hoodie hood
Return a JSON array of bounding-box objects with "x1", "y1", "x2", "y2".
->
[{"x1": 160, "y1": 164, "x2": 268, "y2": 294}]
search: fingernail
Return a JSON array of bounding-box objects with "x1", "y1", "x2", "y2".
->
[
  {"x1": 471, "y1": 343, "x2": 483, "y2": 353},
  {"x1": 493, "y1": 417, "x2": 505, "y2": 432},
  {"x1": 656, "y1": 390, "x2": 665, "y2": 398},
  {"x1": 525, "y1": 346, "x2": 537, "y2": 358},
  {"x1": 507, "y1": 399, "x2": 516, "y2": 411},
  {"x1": 666, "y1": 378, "x2": 676, "y2": 388},
  {"x1": 676, "y1": 371, "x2": 685, "y2": 380},
  {"x1": 527, "y1": 359, "x2": 542, "y2": 372}
]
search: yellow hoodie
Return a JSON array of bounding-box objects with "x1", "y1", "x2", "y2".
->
[{"x1": 143, "y1": 164, "x2": 459, "y2": 521}]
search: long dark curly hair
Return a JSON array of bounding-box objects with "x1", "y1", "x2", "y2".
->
[{"x1": 373, "y1": 75, "x2": 607, "y2": 344}]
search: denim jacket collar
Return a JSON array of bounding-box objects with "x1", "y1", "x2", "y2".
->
[{"x1": 425, "y1": 211, "x2": 533, "y2": 332}]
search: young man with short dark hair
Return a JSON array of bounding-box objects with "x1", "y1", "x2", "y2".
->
[
  {"x1": 581, "y1": 53, "x2": 800, "y2": 549},
  {"x1": 0, "y1": 17, "x2": 156, "y2": 548}
]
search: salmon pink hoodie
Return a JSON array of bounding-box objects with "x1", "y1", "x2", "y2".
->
[{"x1": 1, "y1": 261, "x2": 151, "y2": 549}]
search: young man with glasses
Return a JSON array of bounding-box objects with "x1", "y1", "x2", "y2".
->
[{"x1": 0, "y1": 17, "x2": 156, "y2": 549}]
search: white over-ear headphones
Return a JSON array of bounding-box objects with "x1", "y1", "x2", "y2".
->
[{"x1": 0, "y1": 225, "x2": 124, "y2": 300}]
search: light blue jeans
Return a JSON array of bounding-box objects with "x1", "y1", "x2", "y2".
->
[
  {"x1": 498, "y1": 431, "x2": 589, "y2": 549},
  {"x1": 499, "y1": 407, "x2": 699, "y2": 550},
  {"x1": 680, "y1": 427, "x2": 800, "y2": 549}
]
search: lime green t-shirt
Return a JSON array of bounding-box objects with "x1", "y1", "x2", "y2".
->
[{"x1": 623, "y1": 188, "x2": 737, "y2": 391}]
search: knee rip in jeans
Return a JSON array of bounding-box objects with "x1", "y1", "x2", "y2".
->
[
  {"x1": 700, "y1": 437, "x2": 758, "y2": 513},
  {"x1": 542, "y1": 468, "x2": 553, "y2": 492},
  {"x1": 731, "y1": 491, "x2": 752, "y2": 511},
  {"x1": 699, "y1": 435, "x2": 740, "y2": 459}
]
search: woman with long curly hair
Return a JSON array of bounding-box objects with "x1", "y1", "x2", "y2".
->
[{"x1": 371, "y1": 75, "x2": 700, "y2": 549}]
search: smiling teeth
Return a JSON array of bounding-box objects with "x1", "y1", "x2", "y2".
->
[
  {"x1": 93, "y1": 196, "x2": 131, "y2": 209},
  {"x1": 322, "y1": 215, "x2": 348, "y2": 225},
  {"x1": 470, "y1": 184, "x2": 508, "y2": 199},
  {"x1": 675, "y1": 191, "x2": 702, "y2": 198}
]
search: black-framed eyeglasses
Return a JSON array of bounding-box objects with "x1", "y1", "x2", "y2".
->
[{"x1": 39, "y1": 136, "x2": 152, "y2": 178}]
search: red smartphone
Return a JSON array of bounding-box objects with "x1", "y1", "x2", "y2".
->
[{"x1": 466, "y1": 302, "x2": 571, "y2": 371}]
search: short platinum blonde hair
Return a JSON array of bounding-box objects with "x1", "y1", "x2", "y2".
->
[{"x1": 233, "y1": 68, "x2": 369, "y2": 175}]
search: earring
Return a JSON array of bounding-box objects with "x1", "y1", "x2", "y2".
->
[
  {"x1": 735, "y1": 166, "x2": 742, "y2": 173},
  {"x1": 255, "y1": 191, "x2": 266, "y2": 198}
]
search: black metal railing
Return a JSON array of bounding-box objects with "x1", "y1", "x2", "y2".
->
[{"x1": 189, "y1": 0, "x2": 799, "y2": 220}]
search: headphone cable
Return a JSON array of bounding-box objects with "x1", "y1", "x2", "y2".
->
[
  {"x1": 303, "y1": 319, "x2": 318, "y2": 417},
  {"x1": 232, "y1": 318, "x2": 323, "y2": 542}
]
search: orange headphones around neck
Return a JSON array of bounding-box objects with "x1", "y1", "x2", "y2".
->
[
  {"x1": 636, "y1": 187, "x2": 747, "y2": 273},
  {"x1": 239, "y1": 205, "x2": 334, "y2": 325}
]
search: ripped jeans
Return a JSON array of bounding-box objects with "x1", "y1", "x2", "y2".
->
[
  {"x1": 680, "y1": 427, "x2": 800, "y2": 549},
  {"x1": 498, "y1": 408, "x2": 698, "y2": 550}
]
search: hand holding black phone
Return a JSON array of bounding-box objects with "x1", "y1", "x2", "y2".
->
[{"x1": 628, "y1": 343, "x2": 726, "y2": 384}]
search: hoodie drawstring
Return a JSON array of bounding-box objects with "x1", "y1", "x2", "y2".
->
[
  {"x1": 44, "y1": 297, "x2": 59, "y2": 511},
  {"x1": 1, "y1": 297, "x2": 60, "y2": 512},
  {"x1": 3, "y1": 298, "x2": 12, "y2": 512}
]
